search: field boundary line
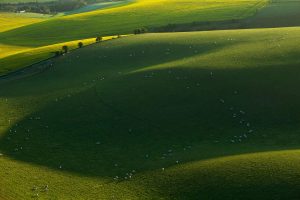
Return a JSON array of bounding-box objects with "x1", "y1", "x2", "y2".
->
[{"x1": 0, "y1": 34, "x2": 132, "y2": 82}]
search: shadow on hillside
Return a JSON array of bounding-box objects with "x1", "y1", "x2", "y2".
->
[
  {"x1": 0, "y1": 41, "x2": 243, "y2": 178},
  {"x1": 0, "y1": 39, "x2": 237, "y2": 97},
  {"x1": 1, "y1": 61, "x2": 300, "y2": 178}
]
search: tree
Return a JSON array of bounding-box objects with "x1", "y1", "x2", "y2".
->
[
  {"x1": 134, "y1": 27, "x2": 148, "y2": 34},
  {"x1": 78, "y1": 42, "x2": 83, "y2": 48},
  {"x1": 140, "y1": 27, "x2": 148, "y2": 33},
  {"x1": 62, "y1": 45, "x2": 69, "y2": 54},
  {"x1": 96, "y1": 36, "x2": 102, "y2": 42},
  {"x1": 54, "y1": 51, "x2": 62, "y2": 57},
  {"x1": 134, "y1": 29, "x2": 141, "y2": 35}
]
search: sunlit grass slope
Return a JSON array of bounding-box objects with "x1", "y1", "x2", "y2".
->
[
  {"x1": 0, "y1": 0, "x2": 268, "y2": 46},
  {"x1": 0, "y1": 44, "x2": 31, "y2": 59},
  {"x1": 0, "y1": 12, "x2": 49, "y2": 32},
  {"x1": 0, "y1": 12, "x2": 52, "y2": 72},
  {"x1": 0, "y1": 27, "x2": 300, "y2": 199}
]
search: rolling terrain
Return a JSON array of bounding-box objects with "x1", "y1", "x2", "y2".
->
[
  {"x1": 0, "y1": 0, "x2": 270, "y2": 75},
  {"x1": 1, "y1": 27, "x2": 300, "y2": 199},
  {"x1": 2, "y1": 0, "x2": 300, "y2": 76},
  {"x1": 1, "y1": 0, "x2": 300, "y2": 199},
  {"x1": 0, "y1": 0, "x2": 268, "y2": 46}
]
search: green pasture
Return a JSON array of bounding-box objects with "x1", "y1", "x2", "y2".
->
[
  {"x1": 1, "y1": 0, "x2": 300, "y2": 199},
  {"x1": 1, "y1": 27, "x2": 300, "y2": 199}
]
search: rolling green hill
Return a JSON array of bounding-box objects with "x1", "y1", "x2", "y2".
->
[
  {"x1": 0, "y1": 0, "x2": 270, "y2": 76},
  {"x1": 1, "y1": 0, "x2": 300, "y2": 199},
  {"x1": 1, "y1": 27, "x2": 300, "y2": 199},
  {"x1": 0, "y1": 0, "x2": 268, "y2": 46},
  {"x1": 2, "y1": 0, "x2": 299, "y2": 78}
]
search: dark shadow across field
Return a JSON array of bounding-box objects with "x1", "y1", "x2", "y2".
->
[
  {"x1": 1, "y1": 62, "x2": 300, "y2": 178},
  {"x1": 0, "y1": 38, "x2": 234, "y2": 96},
  {"x1": 0, "y1": 32, "x2": 300, "y2": 179}
]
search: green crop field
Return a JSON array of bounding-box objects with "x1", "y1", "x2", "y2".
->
[{"x1": 0, "y1": 0, "x2": 300, "y2": 199}]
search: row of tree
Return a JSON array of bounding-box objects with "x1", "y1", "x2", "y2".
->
[
  {"x1": 54, "y1": 36, "x2": 102, "y2": 57},
  {"x1": 53, "y1": 32, "x2": 146, "y2": 57}
]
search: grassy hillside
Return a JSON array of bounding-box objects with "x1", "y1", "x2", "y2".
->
[
  {"x1": 0, "y1": 12, "x2": 50, "y2": 32},
  {"x1": 0, "y1": 12, "x2": 50, "y2": 62},
  {"x1": 1, "y1": 27, "x2": 300, "y2": 199},
  {"x1": 0, "y1": 0, "x2": 270, "y2": 76},
  {"x1": 244, "y1": 0, "x2": 300, "y2": 28},
  {"x1": 0, "y1": 0, "x2": 268, "y2": 46},
  {"x1": 0, "y1": 35, "x2": 122, "y2": 75},
  {"x1": 1, "y1": 0, "x2": 299, "y2": 75},
  {"x1": 152, "y1": 0, "x2": 300, "y2": 32}
]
